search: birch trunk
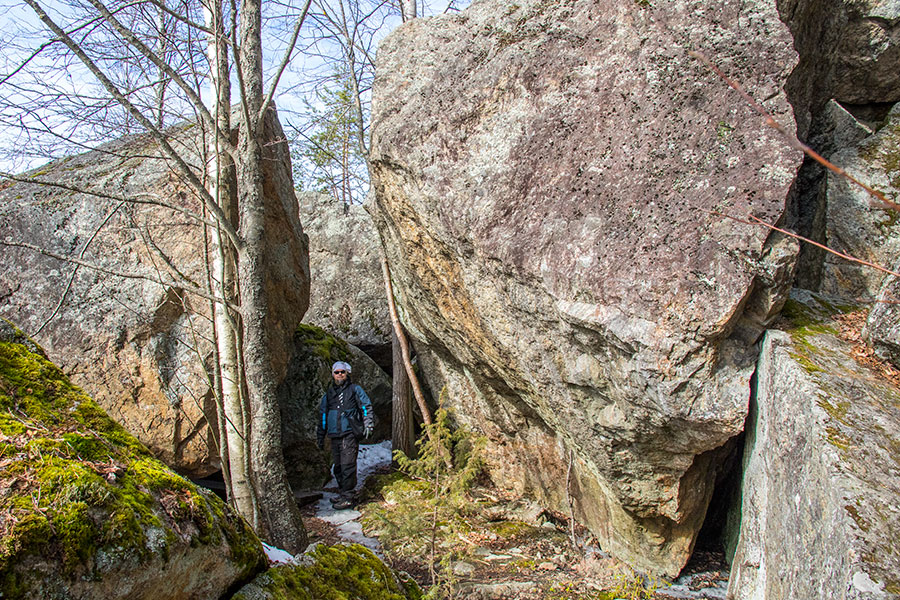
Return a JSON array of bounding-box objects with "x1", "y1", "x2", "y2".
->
[{"x1": 204, "y1": 0, "x2": 257, "y2": 525}]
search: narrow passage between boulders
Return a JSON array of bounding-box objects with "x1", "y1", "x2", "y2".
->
[{"x1": 314, "y1": 440, "x2": 392, "y2": 553}]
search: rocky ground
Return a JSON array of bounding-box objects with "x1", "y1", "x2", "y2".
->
[{"x1": 299, "y1": 461, "x2": 730, "y2": 600}]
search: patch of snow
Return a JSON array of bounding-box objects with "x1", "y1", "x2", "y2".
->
[
  {"x1": 356, "y1": 440, "x2": 393, "y2": 490},
  {"x1": 263, "y1": 542, "x2": 297, "y2": 565},
  {"x1": 657, "y1": 572, "x2": 729, "y2": 599}
]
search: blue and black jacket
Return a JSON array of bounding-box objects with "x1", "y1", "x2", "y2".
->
[{"x1": 317, "y1": 381, "x2": 373, "y2": 440}]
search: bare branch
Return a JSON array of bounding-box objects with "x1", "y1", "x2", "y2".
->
[
  {"x1": 259, "y1": 0, "x2": 313, "y2": 122},
  {"x1": 0, "y1": 171, "x2": 220, "y2": 230},
  {"x1": 1, "y1": 238, "x2": 242, "y2": 313},
  {"x1": 143, "y1": 0, "x2": 214, "y2": 35},
  {"x1": 689, "y1": 50, "x2": 900, "y2": 214},
  {"x1": 24, "y1": 0, "x2": 243, "y2": 250},
  {"x1": 84, "y1": 0, "x2": 235, "y2": 160},
  {"x1": 31, "y1": 200, "x2": 127, "y2": 337},
  {"x1": 706, "y1": 208, "x2": 900, "y2": 280}
]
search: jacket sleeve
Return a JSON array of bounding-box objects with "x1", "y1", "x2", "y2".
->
[
  {"x1": 356, "y1": 385, "x2": 374, "y2": 428},
  {"x1": 316, "y1": 393, "x2": 327, "y2": 443}
]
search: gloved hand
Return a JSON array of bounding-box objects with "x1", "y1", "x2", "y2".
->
[
  {"x1": 316, "y1": 436, "x2": 325, "y2": 450},
  {"x1": 363, "y1": 424, "x2": 373, "y2": 438}
]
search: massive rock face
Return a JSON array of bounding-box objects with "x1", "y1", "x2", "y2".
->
[
  {"x1": 369, "y1": 0, "x2": 802, "y2": 575},
  {"x1": 818, "y1": 103, "x2": 900, "y2": 302},
  {"x1": 298, "y1": 192, "x2": 391, "y2": 354},
  {"x1": 778, "y1": 0, "x2": 900, "y2": 134},
  {"x1": 0, "y1": 109, "x2": 311, "y2": 477},
  {"x1": 0, "y1": 128, "x2": 222, "y2": 477},
  {"x1": 728, "y1": 296, "x2": 900, "y2": 599}
]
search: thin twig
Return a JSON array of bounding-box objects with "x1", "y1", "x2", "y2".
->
[
  {"x1": 705, "y1": 208, "x2": 900, "y2": 280},
  {"x1": 1, "y1": 239, "x2": 241, "y2": 312},
  {"x1": 689, "y1": 50, "x2": 899, "y2": 213},
  {"x1": 259, "y1": 0, "x2": 313, "y2": 123}
]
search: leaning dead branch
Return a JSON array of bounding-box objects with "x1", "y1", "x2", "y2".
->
[{"x1": 690, "y1": 50, "x2": 899, "y2": 214}]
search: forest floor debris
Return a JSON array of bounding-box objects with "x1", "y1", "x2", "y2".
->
[{"x1": 300, "y1": 458, "x2": 729, "y2": 599}]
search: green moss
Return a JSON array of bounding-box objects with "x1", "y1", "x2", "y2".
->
[
  {"x1": 54, "y1": 502, "x2": 99, "y2": 571},
  {"x1": 358, "y1": 471, "x2": 410, "y2": 503},
  {"x1": 235, "y1": 544, "x2": 418, "y2": 600},
  {"x1": 487, "y1": 519, "x2": 535, "y2": 538},
  {"x1": 790, "y1": 351, "x2": 825, "y2": 374},
  {"x1": 844, "y1": 502, "x2": 870, "y2": 533},
  {"x1": 824, "y1": 426, "x2": 852, "y2": 451},
  {"x1": 294, "y1": 323, "x2": 351, "y2": 362},
  {"x1": 817, "y1": 399, "x2": 851, "y2": 424},
  {"x1": 0, "y1": 414, "x2": 26, "y2": 435},
  {"x1": 0, "y1": 327, "x2": 265, "y2": 595}
]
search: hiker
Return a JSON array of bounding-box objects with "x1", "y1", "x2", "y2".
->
[{"x1": 316, "y1": 360, "x2": 374, "y2": 510}]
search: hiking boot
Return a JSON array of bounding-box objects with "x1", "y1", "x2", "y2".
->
[{"x1": 332, "y1": 498, "x2": 354, "y2": 510}]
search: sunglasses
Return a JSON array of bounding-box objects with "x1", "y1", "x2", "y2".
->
[{"x1": 333, "y1": 370, "x2": 347, "y2": 375}]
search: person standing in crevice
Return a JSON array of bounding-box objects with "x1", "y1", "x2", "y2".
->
[{"x1": 316, "y1": 361, "x2": 374, "y2": 510}]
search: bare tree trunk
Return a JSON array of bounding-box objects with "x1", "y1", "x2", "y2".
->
[
  {"x1": 236, "y1": 147, "x2": 307, "y2": 552},
  {"x1": 402, "y1": 0, "x2": 417, "y2": 22},
  {"x1": 391, "y1": 328, "x2": 414, "y2": 461},
  {"x1": 382, "y1": 257, "x2": 432, "y2": 426},
  {"x1": 236, "y1": 0, "x2": 307, "y2": 553},
  {"x1": 204, "y1": 0, "x2": 257, "y2": 524}
]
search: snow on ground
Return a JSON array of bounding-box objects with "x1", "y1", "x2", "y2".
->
[
  {"x1": 263, "y1": 542, "x2": 299, "y2": 565},
  {"x1": 314, "y1": 440, "x2": 393, "y2": 554}
]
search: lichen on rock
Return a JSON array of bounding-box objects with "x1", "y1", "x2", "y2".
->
[
  {"x1": 369, "y1": 0, "x2": 802, "y2": 576},
  {"x1": 728, "y1": 291, "x2": 900, "y2": 598}
]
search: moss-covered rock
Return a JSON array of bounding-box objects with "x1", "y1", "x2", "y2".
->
[
  {"x1": 232, "y1": 543, "x2": 422, "y2": 600},
  {"x1": 728, "y1": 293, "x2": 900, "y2": 598},
  {"x1": 0, "y1": 320, "x2": 266, "y2": 599}
]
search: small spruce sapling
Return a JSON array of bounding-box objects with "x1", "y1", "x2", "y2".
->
[{"x1": 393, "y1": 388, "x2": 486, "y2": 596}]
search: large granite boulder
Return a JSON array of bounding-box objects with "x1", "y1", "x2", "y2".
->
[
  {"x1": 279, "y1": 324, "x2": 392, "y2": 491},
  {"x1": 369, "y1": 0, "x2": 801, "y2": 576},
  {"x1": 728, "y1": 294, "x2": 900, "y2": 599},
  {"x1": 0, "y1": 320, "x2": 266, "y2": 599},
  {"x1": 867, "y1": 260, "x2": 900, "y2": 367},
  {"x1": 0, "y1": 109, "x2": 310, "y2": 478},
  {"x1": 298, "y1": 192, "x2": 390, "y2": 352},
  {"x1": 820, "y1": 102, "x2": 900, "y2": 302}
]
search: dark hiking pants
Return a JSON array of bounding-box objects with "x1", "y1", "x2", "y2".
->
[{"x1": 330, "y1": 434, "x2": 359, "y2": 496}]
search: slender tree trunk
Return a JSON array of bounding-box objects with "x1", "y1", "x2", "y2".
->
[
  {"x1": 236, "y1": 144, "x2": 307, "y2": 552},
  {"x1": 204, "y1": 0, "x2": 257, "y2": 523},
  {"x1": 382, "y1": 257, "x2": 432, "y2": 426},
  {"x1": 402, "y1": 0, "x2": 417, "y2": 22},
  {"x1": 391, "y1": 328, "x2": 414, "y2": 461},
  {"x1": 236, "y1": 0, "x2": 307, "y2": 553}
]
